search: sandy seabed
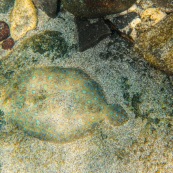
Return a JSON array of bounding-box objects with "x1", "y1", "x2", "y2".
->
[{"x1": 0, "y1": 1, "x2": 173, "y2": 173}]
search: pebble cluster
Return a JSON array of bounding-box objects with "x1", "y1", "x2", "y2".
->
[{"x1": 0, "y1": 21, "x2": 14, "y2": 50}]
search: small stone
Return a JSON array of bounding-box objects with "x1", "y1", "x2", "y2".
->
[
  {"x1": 33, "y1": 0, "x2": 60, "y2": 18},
  {"x1": 10, "y1": 0, "x2": 37, "y2": 40},
  {"x1": 76, "y1": 18, "x2": 111, "y2": 52},
  {"x1": 2, "y1": 38, "x2": 15, "y2": 50},
  {"x1": 2, "y1": 67, "x2": 128, "y2": 143},
  {"x1": 0, "y1": 21, "x2": 10, "y2": 42},
  {"x1": 135, "y1": 14, "x2": 173, "y2": 74}
]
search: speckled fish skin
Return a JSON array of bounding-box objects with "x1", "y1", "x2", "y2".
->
[
  {"x1": 62, "y1": 0, "x2": 137, "y2": 18},
  {"x1": 2, "y1": 67, "x2": 128, "y2": 143}
]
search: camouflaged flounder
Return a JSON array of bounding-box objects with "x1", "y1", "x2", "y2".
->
[{"x1": 1, "y1": 67, "x2": 129, "y2": 143}]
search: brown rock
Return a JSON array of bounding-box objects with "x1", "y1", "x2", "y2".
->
[
  {"x1": 0, "y1": 21, "x2": 10, "y2": 42},
  {"x1": 135, "y1": 14, "x2": 173, "y2": 74},
  {"x1": 33, "y1": 0, "x2": 60, "y2": 18},
  {"x1": 2, "y1": 38, "x2": 15, "y2": 50}
]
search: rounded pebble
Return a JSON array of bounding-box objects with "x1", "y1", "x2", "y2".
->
[
  {"x1": 2, "y1": 38, "x2": 15, "y2": 50},
  {"x1": 0, "y1": 21, "x2": 10, "y2": 42}
]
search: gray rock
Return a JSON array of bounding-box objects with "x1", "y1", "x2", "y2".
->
[
  {"x1": 33, "y1": 0, "x2": 60, "y2": 18},
  {"x1": 62, "y1": 0, "x2": 137, "y2": 18},
  {"x1": 76, "y1": 18, "x2": 111, "y2": 52}
]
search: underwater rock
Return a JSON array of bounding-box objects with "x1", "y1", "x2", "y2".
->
[
  {"x1": 10, "y1": 0, "x2": 37, "y2": 40},
  {"x1": 32, "y1": 0, "x2": 136, "y2": 18},
  {"x1": 76, "y1": 18, "x2": 111, "y2": 52},
  {"x1": 2, "y1": 38, "x2": 15, "y2": 50},
  {"x1": 62, "y1": 0, "x2": 136, "y2": 51},
  {"x1": 33, "y1": 0, "x2": 60, "y2": 18},
  {"x1": 62, "y1": 0, "x2": 137, "y2": 18},
  {"x1": 0, "y1": 21, "x2": 10, "y2": 42},
  {"x1": 0, "y1": 0, "x2": 15, "y2": 13},
  {"x1": 135, "y1": 14, "x2": 173, "y2": 74},
  {"x1": 2, "y1": 67, "x2": 128, "y2": 143},
  {"x1": 20, "y1": 30, "x2": 68, "y2": 55}
]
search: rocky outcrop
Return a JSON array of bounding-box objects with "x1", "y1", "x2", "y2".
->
[{"x1": 135, "y1": 14, "x2": 173, "y2": 74}]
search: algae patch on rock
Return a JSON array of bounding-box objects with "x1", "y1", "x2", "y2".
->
[
  {"x1": 2, "y1": 67, "x2": 128, "y2": 143},
  {"x1": 135, "y1": 14, "x2": 173, "y2": 74},
  {"x1": 21, "y1": 31, "x2": 68, "y2": 55},
  {"x1": 0, "y1": 31, "x2": 69, "y2": 77},
  {"x1": 0, "y1": 0, "x2": 15, "y2": 13},
  {"x1": 10, "y1": 0, "x2": 37, "y2": 40}
]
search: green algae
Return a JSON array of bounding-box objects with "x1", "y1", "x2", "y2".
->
[
  {"x1": 0, "y1": 0, "x2": 15, "y2": 13},
  {"x1": 21, "y1": 31, "x2": 69, "y2": 55}
]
